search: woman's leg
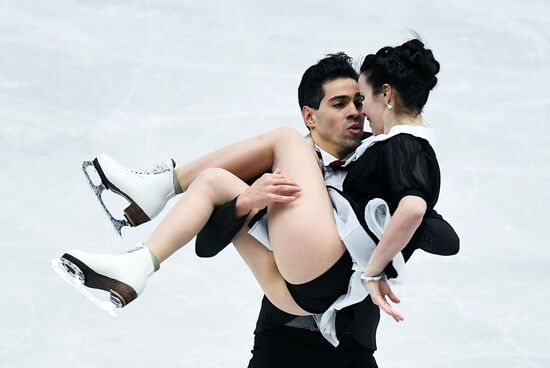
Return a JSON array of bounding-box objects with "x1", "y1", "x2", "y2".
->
[
  {"x1": 231, "y1": 223, "x2": 311, "y2": 316},
  {"x1": 142, "y1": 166, "x2": 310, "y2": 315},
  {"x1": 266, "y1": 129, "x2": 345, "y2": 284},
  {"x1": 145, "y1": 168, "x2": 250, "y2": 262},
  {"x1": 145, "y1": 165, "x2": 311, "y2": 315},
  {"x1": 174, "y1": 127, "x2": 344, "y2": 284},
  {"x1": 175, "y1": 129, "x2": 283, "y2": 191}
]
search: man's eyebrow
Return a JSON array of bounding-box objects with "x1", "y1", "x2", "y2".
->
[{"x1": 327, "y1": 95, "x2": 352, "y2": 102}]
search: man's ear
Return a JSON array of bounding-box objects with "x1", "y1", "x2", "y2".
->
[{"x1": 302, "y1": 106, "x2": 316, "y2": 130}]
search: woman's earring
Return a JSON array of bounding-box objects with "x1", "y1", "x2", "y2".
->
[{"x1": 385, "y1": 102, "x2": 393, "y2": 111}]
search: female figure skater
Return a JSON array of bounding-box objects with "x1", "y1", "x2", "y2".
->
[{"x1": 54, "y1": 39, "x2": 455, "y2": 328}]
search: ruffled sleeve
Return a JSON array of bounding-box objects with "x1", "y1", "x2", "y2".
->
[{"x1": 382, "y1": 134, "x2": 440, "y2": 211}]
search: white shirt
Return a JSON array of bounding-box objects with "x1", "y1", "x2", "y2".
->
[{"x1": 311, "y1": 136, "x2": 353, "y2": 191}]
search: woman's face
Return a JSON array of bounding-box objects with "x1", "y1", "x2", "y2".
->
[{"x1": 358, "y1": 74, "x2": 386, "y2": 135}]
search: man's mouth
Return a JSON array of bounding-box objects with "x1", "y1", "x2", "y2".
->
[{"x1": 347, "y1": 122, "x2": 363, "y2": 135}]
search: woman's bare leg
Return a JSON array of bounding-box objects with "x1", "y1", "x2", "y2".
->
[
  {"x1": 232, "y1": 222, "x2": 310, "y2": 316},
  {"x1": 145, "y1": 168, "x2": 250, "y2": 262},
  {"x1": 161, "y1": 127, "x2": 344, "y2": 283},
  {"x1": 143, "y1": 166, "x2": 311, "y2": 315},
  {"x1": 175, "y1": 130, "x2": 280, "y2": 191},
  {"x1": 267, "y1": 129, "x2": 345, "y2": 284}
]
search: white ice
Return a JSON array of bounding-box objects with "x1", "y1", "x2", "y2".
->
[{"x1": 1, "y1": 0, "x2": 549, "y2": 367}]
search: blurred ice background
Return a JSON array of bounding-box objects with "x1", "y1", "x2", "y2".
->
[{"x1": 1, "y1": 0, "x2": 549, "y2": 367}]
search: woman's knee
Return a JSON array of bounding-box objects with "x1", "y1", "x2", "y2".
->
[
  {"x1": 194, "y1": 167, "x2": 229, "y2": 186},
  {"x1": 192, "y1": 168, "x2": 243, "y2": 201}
]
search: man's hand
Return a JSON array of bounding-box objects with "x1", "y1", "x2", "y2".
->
[
  {"x1": 364, "y1": 277, "x2": 404, "y2": 322},
  {"x1": 235, "y1": 169, "x2": 302, "y2": 217}
]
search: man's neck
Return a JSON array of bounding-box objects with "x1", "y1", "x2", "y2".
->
[
  {"x1": 317, "y1": 144, "x2": 344, "y2": 160},
  {"x1": 316, "y1": 143, "x2": 354, "y2": 161}
]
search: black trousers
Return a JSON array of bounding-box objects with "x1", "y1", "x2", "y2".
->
[{"x1": 248, "y1": 326, "x2": 377, "y2": 368}]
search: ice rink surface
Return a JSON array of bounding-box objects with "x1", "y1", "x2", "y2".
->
[{"x1": 1, "y1": 0, "x2": 549, "y2": 367}]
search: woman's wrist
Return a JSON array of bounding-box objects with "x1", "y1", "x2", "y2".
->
[{"x1": 361, "y1": 273, "x2": 383, "y2": 282}]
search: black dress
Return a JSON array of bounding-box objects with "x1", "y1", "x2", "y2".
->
[
  {"x1": 343, "y1": 132, "x2": 444, "y2": 277},
  {"x1": 285, "y1": 131, "x2": 456, "y2": 311},
  {"x1": 344, "y1": 132, "x2": 440, "y2": 216}
]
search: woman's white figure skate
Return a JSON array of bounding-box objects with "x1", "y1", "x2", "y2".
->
[
  {"x1": 82, "y1": 154, "x2": 176, "y2": 236},
  {"x1": 50, "y1": 245, "x2": 158, "y2": 317}
]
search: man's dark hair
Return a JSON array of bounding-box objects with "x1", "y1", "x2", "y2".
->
[{"x1": 298, "y1": 52, "x2": 358, "y2": 110}]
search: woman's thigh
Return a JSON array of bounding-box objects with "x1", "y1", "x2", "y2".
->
[{"x1": 266, "y1": 128, "x2": 345, "y2": 284}]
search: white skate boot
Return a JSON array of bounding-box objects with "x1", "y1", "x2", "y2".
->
[
  {"x1": 51, "y1": 245, "x2": 158, "y2": 317},
  {"x1": 82, "y1": 154, "x2": 177, "y2": 236}
]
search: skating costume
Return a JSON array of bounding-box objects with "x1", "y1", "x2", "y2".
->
[
  {"x1": 343, "y1": 125, "x2": 443, "y2": 271},
  {"x1": 314, "y1": 125, "x2": 444, "y2": 345},
  {"x1": 242, "y1": 125, "x2": 456, "y2": 346}
]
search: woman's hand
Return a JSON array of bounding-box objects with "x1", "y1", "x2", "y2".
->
[
  {"x1": 364, "y1": 277, "x2": 404, "y2": 322},
  {"x1": 235, "y1": 169, "x2": 302, "y2": 217}
]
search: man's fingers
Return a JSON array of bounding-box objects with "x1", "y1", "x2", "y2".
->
[
  {"x1": 269, "y1": 194, "x2": 296, "y2": 202},
  {"x1": 273, "y1": 185, "x2": 302, "y2": 195},
  {"x1": 270, "y1": 177, "x2": 300, "y2": 186}
]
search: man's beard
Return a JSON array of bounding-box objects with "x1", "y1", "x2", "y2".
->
[{"x1": 341, "y1": 137, "x2": 362, "y2": 155}]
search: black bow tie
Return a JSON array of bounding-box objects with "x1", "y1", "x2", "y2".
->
[
  {"x1": 328, "y1": 160, "x2": 347, "y2": 170},
  {"x1": 315, "y1": 150, "x2": 351, "y2": 171}
]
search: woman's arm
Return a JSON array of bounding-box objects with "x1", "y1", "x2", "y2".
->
[{"x1": 364, "y1": 195, "x2": 427, "y2": 321}]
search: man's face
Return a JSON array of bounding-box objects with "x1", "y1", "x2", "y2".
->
[{"x1": 305, "y1": 78, "x2": 365, "y2": 159}]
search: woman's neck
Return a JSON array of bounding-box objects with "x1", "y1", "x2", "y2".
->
[{"x1": 383, "y1": 113, "x2": 424, "y2": 134}]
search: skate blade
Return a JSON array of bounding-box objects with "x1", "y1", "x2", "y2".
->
[
  {"x1": 82, "y1": 160, "x2": 129, "y2": 237},
  {"x1": 50, "y1": 258, "x2": 118, "y2": 317}
]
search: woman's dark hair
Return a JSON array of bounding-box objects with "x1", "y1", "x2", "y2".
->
[{"x1": 359, "y1": 39, "x2": 440, "y2": 114}]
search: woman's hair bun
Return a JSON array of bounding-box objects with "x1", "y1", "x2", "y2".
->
[
  {"x1": 401, "y1": 39, "x2": 440, "y2": 89},
  {"x1": 360, "y1": 38, "x2": 440, "y2": 114}
]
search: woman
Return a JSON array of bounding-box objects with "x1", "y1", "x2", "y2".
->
[{"x1": 54, "y1": 39, "x2": 453, "y2": 331}]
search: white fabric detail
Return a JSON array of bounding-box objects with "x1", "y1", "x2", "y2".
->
[
  {"x1": 344, "y1": 125, "x2": 437, "y2": 166},
  {"x1": 248, "y1": 213, "x2": 272, "y2": 251},
  {"x1": 364, "y1": 198, "x2": 391, "y2": 240},
  {"x1": 313, "y1": 189, "x2": 390, "y2": 347}
]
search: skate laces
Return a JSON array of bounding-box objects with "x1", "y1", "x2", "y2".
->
[{"x1": 127, "y1": 162, "x2": 171, "y2": 175}]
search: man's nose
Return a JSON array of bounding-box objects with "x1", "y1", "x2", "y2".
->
[{"x1": 347, "y1": 102, "x2": 362, "y2": 118}]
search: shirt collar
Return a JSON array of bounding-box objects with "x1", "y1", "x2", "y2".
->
[{"x1": 306, "y1": 134, "x2": 354, "y2": 168}]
